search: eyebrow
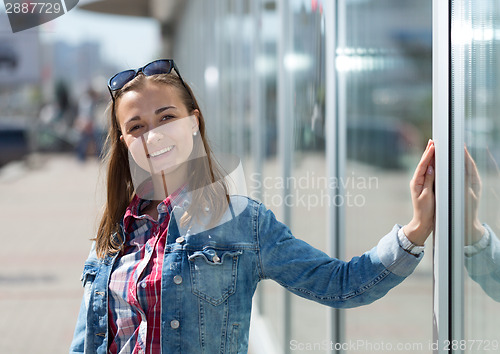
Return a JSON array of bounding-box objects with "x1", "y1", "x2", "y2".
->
[
  {"x1": 124, "y1": 106, "x2": 177, "y2": 125},
  {"x1": 155, "y1": 106, "x2": 177, "y2": 115}
]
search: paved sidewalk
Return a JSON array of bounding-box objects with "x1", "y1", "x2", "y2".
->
[{"x1": 0, "y1": 154, "x2": 105, "y2": 354}]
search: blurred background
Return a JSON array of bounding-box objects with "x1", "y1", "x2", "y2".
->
[{"x1": 0, "y1": 0, "x2": 434, "y2": 353}]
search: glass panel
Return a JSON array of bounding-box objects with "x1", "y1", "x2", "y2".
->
[
  {"x1": 252, "y1": 0, "x2": 286, "y2": 347},
  {"x1": 342, "y1": 0, "x2": 433, "y2": 352},
  {"x1": 287, "y1": 0, "x2": 329, "y2": 349},
  {"x1": 175, "y1": 1, "x2": 434, "y2": 353},
  {"x1": 452, "y1": 0, "x2": 500, "y2": 352},
  {"x1": 177, "y1": 0, "x2": 288, "y2": 348}
]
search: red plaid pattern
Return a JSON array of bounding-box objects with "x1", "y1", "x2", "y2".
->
[{"x1": 108, "y1": 187, "x2": 185, "y2": 354}]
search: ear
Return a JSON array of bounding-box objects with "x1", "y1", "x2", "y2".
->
[
  {"x1": 191, "y1": 109, "x2": 200, "y2": 133},
  {"x1": 119, "y1": 135, "x2": 128, "y2": 149}
]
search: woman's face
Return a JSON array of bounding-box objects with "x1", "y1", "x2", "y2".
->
[{"x1": 116, "y1": 81, "x2": 199, "y2": 175}]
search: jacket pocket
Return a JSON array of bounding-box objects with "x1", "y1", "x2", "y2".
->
[
  {"x1": 188, "y1": 248, "x2": 243, "y2": 306},
  {"x1": 80, "y1": 265, "x2": 98, "y2": 287}
]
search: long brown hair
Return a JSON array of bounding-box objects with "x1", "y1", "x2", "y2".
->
[{"x1": 95, "y1": 73, "x2": 229, "y2": 258}]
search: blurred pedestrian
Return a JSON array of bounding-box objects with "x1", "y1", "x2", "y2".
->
[
  {"x1": 75, "y1": 87, "x2": 102, "y2": 161},
  {"x1": 55, "y1": 80, "x2": 72, "y2": 125},
  {"x1": 70, "y1": 59, "x2": 435, "y2": 353}
]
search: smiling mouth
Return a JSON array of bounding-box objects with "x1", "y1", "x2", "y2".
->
[{"x1": 149, "y1": 145, "x2": 174, "y2": 158}]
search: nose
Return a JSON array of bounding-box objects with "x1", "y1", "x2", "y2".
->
[{"x1": 146, "y1": 129, "x2": 164, "y2": 146}]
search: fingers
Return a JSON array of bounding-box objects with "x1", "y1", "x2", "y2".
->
[
  {"x1": 423, "y1": 154, "x2": 435, "y2": 190},
  {"x1": 413, "y1": 140, "x2": 435, "y2": 182},
  {"x1": 406, "y1": 141, "x2": 436, "y2": 244}
]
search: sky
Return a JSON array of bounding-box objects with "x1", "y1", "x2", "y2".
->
[{"x1": 39, "y1": 7, "x2": 161, "y2": 68}]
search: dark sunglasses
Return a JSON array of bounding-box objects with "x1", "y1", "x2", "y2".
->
[{"x1": 107, "y1": 59, "x2": 194, "y2": 105}]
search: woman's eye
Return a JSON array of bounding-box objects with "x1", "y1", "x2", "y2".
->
[
  {"x1": 129, "y1": 125, "x2": 142, "y2": 133},
  {"x1": 161, "y1": 115, "x2": 176, "y2": 122}
]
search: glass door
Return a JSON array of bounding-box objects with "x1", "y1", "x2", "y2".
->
[
  {"x1": 340, "y1": 1, "x2": 433, "y2": 352},
  {"x1": 450, "y1": 0, "x2": 500, "y2": 353}
]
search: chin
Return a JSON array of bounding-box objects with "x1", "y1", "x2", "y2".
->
[{"x1": 151, "y1": 161, "x2": 184, "y2": 175}]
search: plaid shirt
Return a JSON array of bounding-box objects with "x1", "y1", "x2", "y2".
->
[{"x1": 108, "y1": 187, "x2": 186, "y2": 354}]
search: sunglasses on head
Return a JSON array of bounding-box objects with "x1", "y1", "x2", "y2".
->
[{"x1": 107, "y1": 59, "x2": 194, "y2": 104}]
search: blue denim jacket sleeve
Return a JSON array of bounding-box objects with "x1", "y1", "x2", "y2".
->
[
  {"x1": 255, "y1": 203, "x2": 423, "y2": 308},
  {"x1": 70, "y1": 297, "x2": 87, "y2": 353}
]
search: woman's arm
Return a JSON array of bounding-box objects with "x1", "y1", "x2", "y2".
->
[
  {"x1": 69, "y1": 243, "x2": 99, "y2": 353},
  {"x1": 254, "y1": 140, "x2": 435, "y2": 308},
  {"x1": 69, "y1": 296, "x2": 87, "y2": 353},
  {"x1": 255, "y1": 204, "x2": 423, "y2": 308}
]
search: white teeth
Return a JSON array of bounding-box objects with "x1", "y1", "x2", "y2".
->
[{"x1": 149, "y1": 145, "x2": 174, "y2": 157}]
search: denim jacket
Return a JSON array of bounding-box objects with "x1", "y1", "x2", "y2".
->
[{"x1": 70, "y1": 195, "x2": 422, "y2": 354}]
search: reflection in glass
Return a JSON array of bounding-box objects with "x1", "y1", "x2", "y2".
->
[
  {"x1": 464, "y1": 147, "x2": 500, "y2": 302},
  {"x1": 453, "y1": 0, "x2": 500, "y2": 351}
]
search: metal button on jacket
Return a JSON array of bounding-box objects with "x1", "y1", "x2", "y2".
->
[
  {"x1": 176, "y1": 236, "x2": 185, "y2": 244},
  {"x1": 170, "y1": 320, "x2": 180, "y2": 329},
  {"x1": 173, "y1": 275, "x2": 183, "y2": 285}
]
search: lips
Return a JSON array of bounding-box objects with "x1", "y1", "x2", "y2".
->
[{"x1": 148, "y1": 145, "x2": 174, "y2": 158}]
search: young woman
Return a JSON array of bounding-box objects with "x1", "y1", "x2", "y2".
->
[{"x1": 70, "y1": 59, "x2": 435, "y2": 354}]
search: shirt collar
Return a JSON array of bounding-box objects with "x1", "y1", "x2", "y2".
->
[{"x1": 123, "y1": 183, "x2": 189, "y2": 232}]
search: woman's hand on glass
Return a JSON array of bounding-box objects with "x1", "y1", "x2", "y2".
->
[{"x1": 403, "y1": 139, "x2": 436, "y2": 246}]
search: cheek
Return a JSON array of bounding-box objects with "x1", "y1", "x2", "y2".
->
[
  {"x1": 182, "y1": 131, "x2": 195, "y2": 154},
  {"x1": 128, "y1": 137, "x2": 151, "y2": 172},
  {"x1": 169, "y1": 123, "x2": 194, "y2": 149}
]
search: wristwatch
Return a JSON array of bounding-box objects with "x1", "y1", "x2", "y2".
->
[{"x1": 398, "y1": 227, "x2": 425, "y2": 256}]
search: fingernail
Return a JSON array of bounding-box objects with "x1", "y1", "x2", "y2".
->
[{"x1": 427, "y1": 166, "x2": 434, "y2": 175}]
